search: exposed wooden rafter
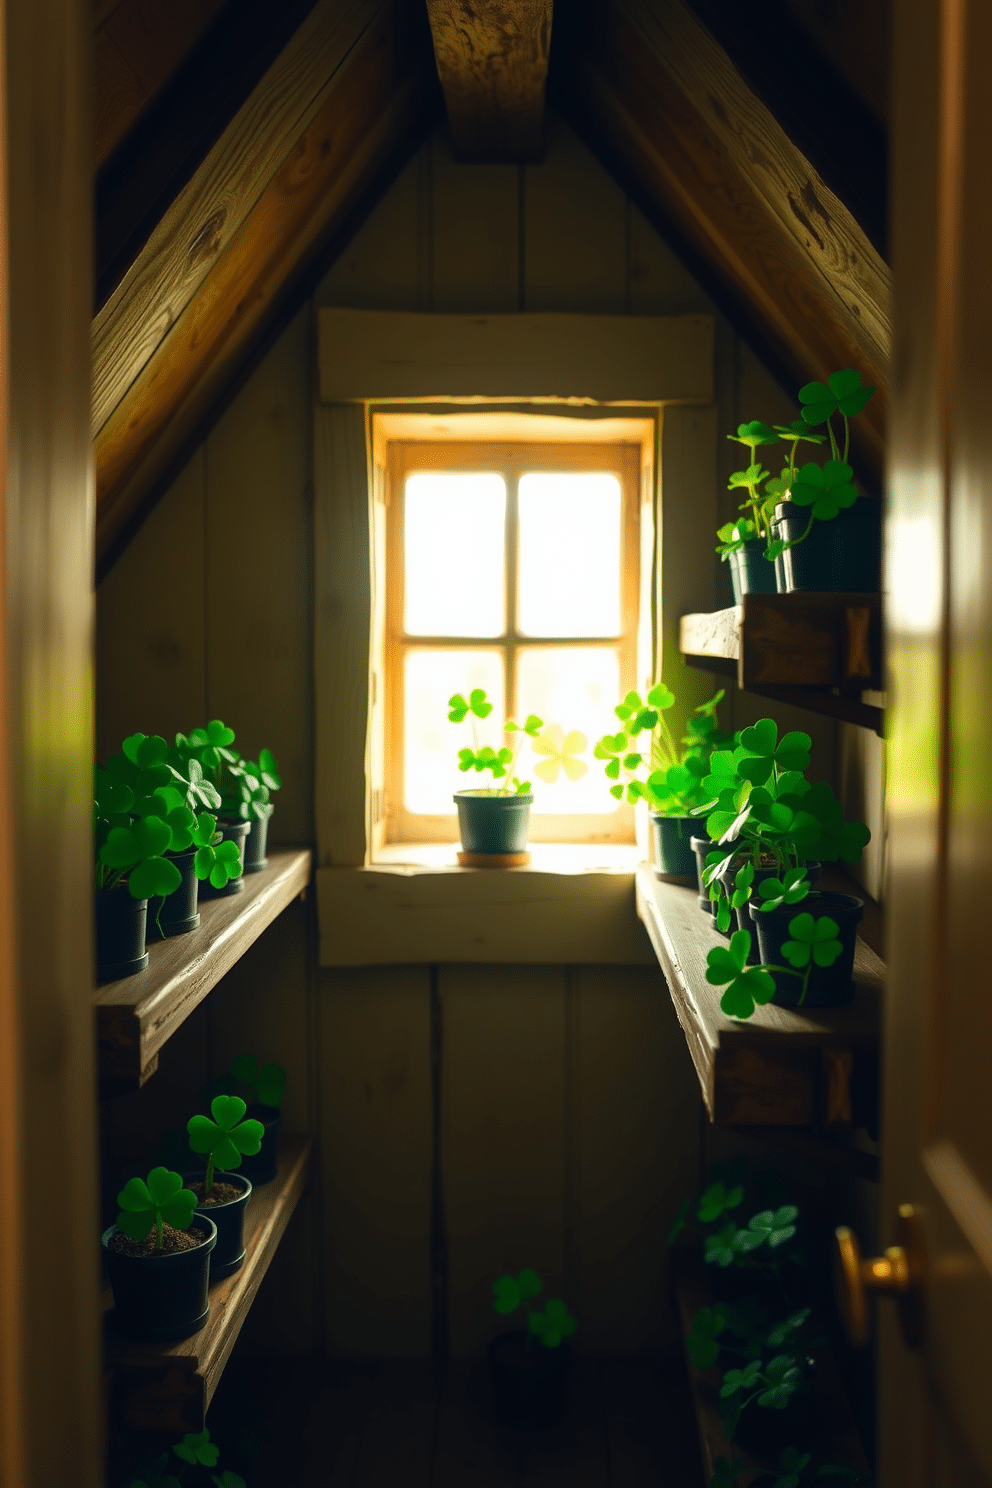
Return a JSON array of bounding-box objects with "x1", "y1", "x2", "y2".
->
[
  {"x1": 554, "y1": 0, "x2": 891, "y2": 480},
  {"x1": 93, "y1": 0, "x2": 441, "y2": 571},
  {"x1": 426, "y1": 0, "x2": 553, "y2": 161}
]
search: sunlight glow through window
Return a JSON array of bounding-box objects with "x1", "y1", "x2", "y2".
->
[
  {"x1": 404, "y1": 472, "x2": 505, "y2": 636},
  {"x1": 518, "y1": 472, "x2": 621, "y2": 636}
]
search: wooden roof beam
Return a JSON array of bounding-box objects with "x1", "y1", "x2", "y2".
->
[
  {"x1": 426, "y1": 0, "x2": 553, "y2": 161},
  {"x1": 554, "y1": 0, "x2": 890, "y2": 480}
]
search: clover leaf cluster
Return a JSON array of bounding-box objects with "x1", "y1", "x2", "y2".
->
[
  {"x1": 127, "y1": 1429, "x2": 247, "y2": 1488},
  {"x1": 594, "y1": 684, "x2": 730, "y2": 817},
  {"x1": 705, "y1": 920, "x2": 843, "y2": 1018},
  {"x1": 187, "y1": 1095, "x2": 264, "y2": 1197},
  {"x1": 699, "y1": 717, "x2": 870, "y2": 934},
  {"x1": 710, "y1": 1447, "x2": 873, "y2": 1488},
  {"x1": 716, "y1": 369, "x2": 875, "y2": 565},
  {"x1": 448, "y1": 689, "x2": 587, "y2": 796},
  {"x1": 175, "y1": 722, "x2": 282, "y2": 825},
  {"x1": 116, "y1": 1167, "x2": 198, "y2": 1252},
  {"x1": 492, "y1": 1267, "x2": 577, "y2": 1350}
]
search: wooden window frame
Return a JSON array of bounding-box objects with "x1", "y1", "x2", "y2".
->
[{"x1": 383, "y1": 437, "x2": 642, "y2": 845}]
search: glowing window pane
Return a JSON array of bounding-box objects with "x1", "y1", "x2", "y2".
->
[
  {"x1": 405, "y1": 473, "x2": 506, "y2": 636},
  {"x1": 404, "y1": 650, "x2": 504, "y2": 815},
  {"x1": 515, "y1": 648, "x2": 621, "y2": 815},
  {"x1": 517, "y1": 473, "x2": 621, "y2": 637}
]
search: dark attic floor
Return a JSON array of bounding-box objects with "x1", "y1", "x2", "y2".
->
[{"x1": 207, "y1": 1353, "x2": 705, "y2": 1487}]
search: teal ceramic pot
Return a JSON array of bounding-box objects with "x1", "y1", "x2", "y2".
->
[
  {"x1": 650, "y1": 814, "x2": 698, "y2": 878},
  {"x1": 776, "y1": 498, "x2": 882, "y2": 592},
  {"x1": 727, "y1": 538, "x2": 777, "y2": 603},
  {"x1": 454, "y1": 791, "x2": 533, "y2": 856},
  {"x1": 752, "y1": 890, "x2": 863, "y2": 1007}
]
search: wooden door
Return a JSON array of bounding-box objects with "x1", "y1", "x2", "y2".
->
[{"x1": 883, "y1": 1, "x2": 992, "y2": 1482}]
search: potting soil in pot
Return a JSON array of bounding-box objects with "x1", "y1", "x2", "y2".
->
[
  {"x1": 107, "y1": 1222, "x2": 206, "y2": 1257},
  {"x1": 186, "y1": 1180, "x2": 241, "y2": 1207}
]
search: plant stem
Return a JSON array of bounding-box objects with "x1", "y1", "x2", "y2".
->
[
  {"x1": 205, "y1": 1158, "x2": 214, "y2": 1198},
  {"x1": 156, "y1": 1212, "x2": 163, "y2": 1250}
]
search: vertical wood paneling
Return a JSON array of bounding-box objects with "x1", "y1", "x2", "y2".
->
[
  {"x1": 96, "y1": 447, "x2": 206, "y2": 759},
  {"x1": 204, "y1": 306, "x2": 313, "y2": 843},
  {"x1": 441, "y1": 965, "x2": 568, "y2": 1357},
  {"x1": 573, "y1": 967, "x2": 700, "y2": 1354},
  {"x1": 315, "y1": 152, "x2": 422, "y2": 312},
  {"x1": 430, "y1": 140, "x2": 520, "y2": 311},
  {"x1": 628, "y1": 203, "x2": 713, "y2": 316},
  {"x1": 319, "y1": 965, "x2": 433, "y2": 1356},
  {"x1": 522, "y1": 117, "x2": 627, "y2": 312},
  {"x1": 659, "y1": 403, "x2": 720, "y2": 725}
]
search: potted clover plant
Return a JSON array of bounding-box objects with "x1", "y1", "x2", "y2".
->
[
  {"x1": 448, "y1": 689, "x2": 587, "y2": 863},
  {"x1": 594, "y1": 684, "x2": 729, "y2": 877},
  {"x1": 125, "y1": 1429, "x2": 247, "y2": 1488},
  {"x1": 698, "y1": 717, "x2": 869, "y2": 1003},
  {"x1": 716, "y1": 370, "x2": 878, "y2": 597},
  {"x1": 102, "y1": 1166, "x2": 217, "y2": 1341},
  {"x1": 223, "y1": 748, "x2": 282, "y2": 872},
  {"x1": 489, "y1": 1267, "x2": 577, "y2": 1429},
  {"x1": 201, "y1": 1052, "x2": 287, "y2": 1186},
  {"x1": 185, "y1": 1095, "x2": 264, "y2": 1279},
  {"x1": 174, "y1": 721, "x2": 250, "y2": 898}
]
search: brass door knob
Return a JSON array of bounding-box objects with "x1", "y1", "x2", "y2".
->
[{"x1": 834, "y1": 1203, "x2": 925, "y2": 1347}]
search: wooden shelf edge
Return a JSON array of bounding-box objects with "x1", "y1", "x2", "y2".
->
[
  {"x1": 672, "y1": 1249, "x2": 871, "y2": 1482},
  {"x1": 105, "y1": 1134, "x2": 314, "y2": 1432},
  {"x1": 635, "y1": 868, "x2": 882, "y2": 1129},
  {"x1": 95, "y1": 848, "x2": 313, "y2": 1084}
]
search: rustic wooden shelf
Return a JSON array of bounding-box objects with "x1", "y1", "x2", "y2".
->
[
  {"x1": 95, "y1": 848, "x2": 312, "y2": 1088},
  {"x1": 104, "y1": 1134, "x2": 313, "y2": 1433},
  {"x1": 636, "y1": 868, "x2": 882, "y2": 1136},
  {"x1": 673, "y1": 1248, "x2": 871, "y2": 1482},
  {"x1": 680, "y1": 594, "x2": 885, "y2": 734}
]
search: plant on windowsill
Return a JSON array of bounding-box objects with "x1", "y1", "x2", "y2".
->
[
  {"x1": 593, "y1": 684, "x2": 730, "y2": 878},
  {"x1": 698, "y1": 718, "x2": 870, "y2": 1006},
  {"x1": 447, "y1": 688, "x2": 587, "y2": 865},
  {"x1": 488, "y1": 1267, "x2": 577, "y2": 1430},
  {"x1": 102, "y1": 1167, "x2": 217, "y2": 1342},
  {"x1": 184, "y1": 1095, "x2": 265, "y2": 1280},
  {"x1": 715, "y1": 369, "x2": 879, "y2": 599}
]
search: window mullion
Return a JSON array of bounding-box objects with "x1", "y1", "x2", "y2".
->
[{"x1": 505, "y1": 468, "x2": 520, "y2": 720}]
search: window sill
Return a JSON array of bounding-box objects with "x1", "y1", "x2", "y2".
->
[{"x1": 316, "y1": 844, "x2": 655, "y2": 966}]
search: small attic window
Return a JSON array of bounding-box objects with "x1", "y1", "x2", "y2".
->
[{"x1": 371, "y1": 415, "x2": 655, "y2": 850}]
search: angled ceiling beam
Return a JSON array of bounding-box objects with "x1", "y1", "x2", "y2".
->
[
  {"x1": 555, "y1": 0, "x2": 890, "y2": 478},
  {"x1": 94, "y1": 0, "x2": 441, "y2": 570},
  {"x1": 426, "y1": 0, "x2": 553, "y2": 161}
]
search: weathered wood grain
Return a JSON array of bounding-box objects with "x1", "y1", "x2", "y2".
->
[
  {"x1": 94, "y1": 849, "x2": 312, "y2": 1081},
  {"x1": 106, "y1": 1136, "x2": 312, "y2": 1432},
  {"x1": 93, "y1": 0, "x2": 230, "y2": 170},
  {"x1": 560, "y1": 0, "x2": 890, "y2": 475},
  {"x1": 92, "y1": 0, "x2": 380, "y2": 438},
  {"x1": 95, "y1": 0, "x2": 439, "y2": 566},
  {"x1": 634, "y1": 868, "x2": 882, "y2": 1126},
  {"x1": 317, "y1": 307, "x2": 714, "y2": 402},
  {"x1": 740, "y1": 592, "x2": 882, "y2": 689},
  {"x1": 426, "y1": 0, "x2": 552, "y2": 161},
  {"x1": 679, "y1": 605, "x2": 741, "y2": 662}
]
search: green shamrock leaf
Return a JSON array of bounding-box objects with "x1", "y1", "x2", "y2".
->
[
  {"x1": 697, "y1": 1181, "x2": 745, "y2": 1224},
  {"x1": 757, "y1": 866, "x2": 811, "y2": 912},
  {"x1": 781, "y1": 913, "x2": 843, "y2": 970},
  {"x1": 740, "y1": 1206, "x2": 800, "y2": 1251},
  {"x1": 527, "y1": 1297, "x2": 577, "y2": 1347},
  {"x1": 728, "y1": 462, "x2": 771, "y2": 493},
  {"x1": 798, "y1": 369, "x2": 876, "y2": 424},
  {"x1": 646, "y1": 682, "x2": 676, "y2": 710},
  {"x1": 687, "y1": 1305, "x2": 727, "y2": 1369},
  {"x1": 737, "y1": 720, "x2": 812, "y2": 784},
  {"x1": 493, "y1": 1268, "x2": 542, "y2": 1315},
  {"x1": 720, "y1": 1359, "x2": 761, "y2": 1398},
  {"x1": 704, "y1": 1222, "x2": 740, "y2": 1268},
  {"x1": 174, "y1": 1430, "x2": 220, "y2": 1467},
  {"x1": 706, "y1": 932, "x2": 776, "y2": 1019},
  {"x1": 729, "y1": 419, "x2": 779, "y2": 449},
  {"x1": 230, "y1": 1052, "x2": 286, "y2": 1108},
  {"x1": 772, "y1": 1443, "x2": 813, "y2": 1488},
  {"x1": 790, "y1": 459, "x2": 859, "y2": 520},
  {"x1": 258, "y1": 747, "x2": 282, "y2": 790},
  {"x1": 116, "y1": 1167, "x2": 196, "y2": 1246},
  {"x1": 758, "y1": 1354, "x2": 802, "y2": 1407},
  {"x1": 188, "y1": 1095, "x2": 264, "y2": 1179},
  {"x1": 212, "y1": 1474, "x2": 247, "y2": 1488},
  {"x1": 767, "y1": 1307, "x2": 811, "y2": 1346}
]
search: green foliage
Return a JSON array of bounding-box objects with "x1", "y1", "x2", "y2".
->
[
  {"x1": 116, "y1": 1167, "x2": 196, "y2": 1250},
  {"x1": 594, "y1": 685, "x2": 729, "y2": 816},
  {"x1": 716, "y1": 369, "x2": 876, "y2": 564},
  {"x1": 449, "y1": 689, "x2": 584, "y2": 797},
  {"x1": 212, "y1": 1474, "x2": 247, "y2": 1488},
  {"x1": 705, "y1": 932, "x2": 777, "y2": 1020},
  {"x1": 230, "y1": 1051, "x2": 286, "y2": 1108},
  {"x1": 757, "y1": 865, "x2": 812, "y2": 913},
  {"x1": 780, "y1": 915, "x2": 843, "y2": 970},
  {"x1": 127, "y1": 1452, "x2": 181, "y2": 1488},
  {"x1": 492, "y1": 1267, "x2": 577, "y2": 1350},
  {"x1": 697, "y1": 1181, "x2": 744, "y2": 1224},
  {"x1": 687, "y1": 1304, "x2": 727, "y2": 1368},
  {"x1": 187, "y1": 1095, "x2": 264, "y2": 1194},
  {"x1": 493, "y1": 1267, "x2": 543, "y2": 1314},
  {"x1": 174, "y1": 1431, "x2": 220, "y2": 1468},
  {"x1": 709, "y1": 1456, "x2": 749, "y2": 1488},
  {"x1": 527, "y1": 1298, "x2": 578, "y2": 1348}
]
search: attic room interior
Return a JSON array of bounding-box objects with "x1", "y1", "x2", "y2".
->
[{"x1": 3, "y1": 0, "x2": 992, "y2": 1484}]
